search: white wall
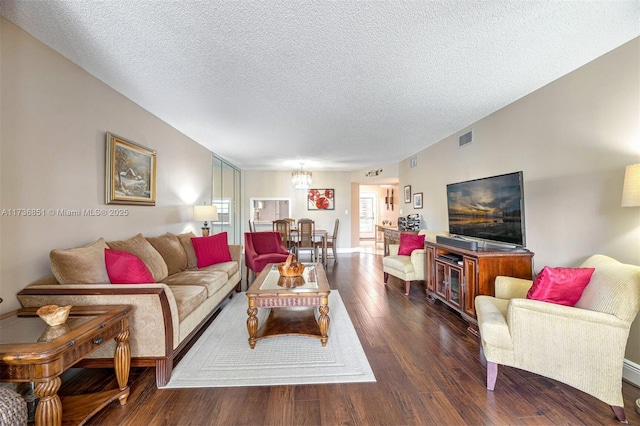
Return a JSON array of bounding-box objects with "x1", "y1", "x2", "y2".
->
[
  {"x1": 0, "y1": 19, "x2": 214, "y2": 312},
  {"x1": 399, "y1": 38, "x2": 640, "y2": 363}
]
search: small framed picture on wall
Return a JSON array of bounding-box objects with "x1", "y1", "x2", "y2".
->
[
  {"x1": 413, "y1": 192, "x2": 423, "y2": 209},
  {"x1": 404, "y1": 185, "x2": 411, "y2": 203}
]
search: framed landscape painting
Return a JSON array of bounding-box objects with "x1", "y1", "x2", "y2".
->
[
  {"x1": 105, "y1": 132, "x2": 157, "y2": 205},
  {"x1": 308, "y1": 189, "x2": 335, "y2": 210}
]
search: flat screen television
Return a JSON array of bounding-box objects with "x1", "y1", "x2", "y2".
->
[{"x1": 446, "y1": 171, "x2": 526, "y2": 247}]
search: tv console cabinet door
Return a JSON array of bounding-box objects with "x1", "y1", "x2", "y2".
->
[
  {"x1": 462, "y1": 257, "x2": 478, "y2": 319},
  {"x1": 425, "y1": 245, "x2": 435, "y2": 294},
  {"x1": 434, "y1": 261, "x2": 447, "y2": 299}
]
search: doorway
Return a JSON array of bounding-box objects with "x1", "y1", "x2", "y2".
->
[{"x1": 359, "y1": 191, "x2": 377, "y2": 239}]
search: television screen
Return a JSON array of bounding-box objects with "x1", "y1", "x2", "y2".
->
[{"x1": 446, "y1": 171, "x2": 526, "y2": 247}]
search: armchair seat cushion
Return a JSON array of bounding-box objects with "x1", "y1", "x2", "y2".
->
[{"x1": 253, "y1": 253, "x2": 290, "y2": 272}]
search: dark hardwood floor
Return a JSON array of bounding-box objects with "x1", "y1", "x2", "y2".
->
[{"x1": 59, "y1": 252, "x2": 640, "y2": 425}]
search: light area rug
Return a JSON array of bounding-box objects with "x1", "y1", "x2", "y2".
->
[{"x1": 165, "y1": 290, "x2": 376, "y2": 388}]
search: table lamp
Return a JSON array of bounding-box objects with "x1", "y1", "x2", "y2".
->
[{"x1": 193, "y1": 204, "x2": 218, "y2": 236}]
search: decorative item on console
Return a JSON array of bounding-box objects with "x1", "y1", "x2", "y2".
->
[
  {"x1": 398, "y1": 214, "x2": 420, "y2": 231},
  {"x1": 36, "y1": 304, "x2": 72, "y2": 326}
]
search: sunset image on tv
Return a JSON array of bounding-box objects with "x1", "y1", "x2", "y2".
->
[{"x1": 446, "y1": 172, "x2": 525, "y2": 246}]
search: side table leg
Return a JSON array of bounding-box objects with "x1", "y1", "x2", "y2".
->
[
  {"x1": 247, "y1": 307, "x2": 258, "y2": 349},
  {"x1": 114, "y1": 326, "x2": 131, "y2": 405},
  {"x1": 318, "y1": 303, "x2": 330, "y2": 347},
  {"x1": 35, "y1": 377, "x2": 62, "y2": 426}
]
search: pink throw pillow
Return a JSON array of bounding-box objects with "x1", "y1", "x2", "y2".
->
[
  {"x1": 398, "y1": 233, "x2": 426, "y2": 255},
  {"x1": 526, "y1": 266, "x2": 595, "y2": 306},
  {"x1": 191, "y1": 232, "x2": 232, "y2": 268},
  {"x1": 105, "y1": 249, "x2": 154, "y2": 284}
]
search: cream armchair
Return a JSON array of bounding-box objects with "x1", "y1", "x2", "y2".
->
[
  {"x1": 475, "y1": 254, "x2": 640, "y2": 423},
  {"x1": 382, "y1": 229, "x2": 430, "y2": 295}
]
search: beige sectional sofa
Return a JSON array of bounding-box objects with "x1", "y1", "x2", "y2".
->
[{"x1": 18, "y1": 232, "x2": 242, "y2": 387}]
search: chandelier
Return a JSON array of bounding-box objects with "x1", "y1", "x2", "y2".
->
[{"x1": 291, "y1": 164, "x2": 312, "y2": 190}]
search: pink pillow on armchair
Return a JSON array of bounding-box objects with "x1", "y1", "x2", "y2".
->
[
  {"x1": 526, "y1": 266, "x2": 595, "y2": 306},
  {"x1": 398, "y1": 233, "x2": 426, "y2": 255}
]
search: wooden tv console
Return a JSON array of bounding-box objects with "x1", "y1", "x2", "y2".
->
[{"x1": 425, "y1": 240, "x2": 534, "y2": 334}]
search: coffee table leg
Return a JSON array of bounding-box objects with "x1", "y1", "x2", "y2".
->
[
  {"x1": 247, "y1": 307, "x2": 258, "y2": 349},
  {"x1": 318, "y1": 303, "x2": 330, "y2": 347},
  {"x1": 114, "y1": 327, "x2": 131, "y2": 405},
  {"x1": 35, "y1": 377, "x2": 62, "y2": 426}
]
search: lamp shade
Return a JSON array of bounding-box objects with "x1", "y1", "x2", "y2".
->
[
  {"x1": 193, "y1": 205, "x2": 218, "y2": 221},
  {"x1": 621, "y1": 163, "x2": 640, "y2": 207}
]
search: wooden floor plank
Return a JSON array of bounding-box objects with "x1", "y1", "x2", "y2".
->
[{"x1": 57, "y1": 252, "x2": 640, "y2": 425}]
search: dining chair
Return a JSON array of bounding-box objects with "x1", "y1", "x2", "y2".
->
[
  {"x1": 323, "y1": 218, "x2": 339, "y2": 264},
  {"x1": 273, "y1": 219, "x2": 294, "y2": 252},
  {"x1": 296, "y1": 218, "x2": 317, "y2": 261},
  {"x1": 248, "y1": 220, "x2": 256, "y2": 232}
]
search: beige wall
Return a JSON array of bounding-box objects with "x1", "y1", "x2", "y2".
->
[
  {"x1": 243, "y1": 170, "x2": 350, "y2": 247},
  {"x1": 399, "y1": 38, "x2": 640, "y2": 364},
  {"x1": 0, "y1": 19, "x2": 214, "y2": 312}
]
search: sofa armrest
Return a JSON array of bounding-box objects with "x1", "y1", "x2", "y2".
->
[
  {"x1": 18, "y1": 283, "x2": 179, "y2": 358},
  {"x1": 229, "y1": 244, "x2": 242, "y2": 264},
  {"x1": 495, "y1": 276, "x2": 533, "y2": 300}
]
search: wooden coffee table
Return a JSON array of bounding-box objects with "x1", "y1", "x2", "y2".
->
[
  {"x1": 246, "y1": 262, "x2": 330, "y2": 348},
  {"x1": 0, "y1": 305, "x2": 131, "y2": 426}
]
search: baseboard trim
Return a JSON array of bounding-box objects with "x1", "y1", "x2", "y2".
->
[{"x1": 623, "y1": 358, "x2": 640, "y2": 387}]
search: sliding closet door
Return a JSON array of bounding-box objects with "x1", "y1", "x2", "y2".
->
[{"x1": 211, "y1": 155, "x2": 242, "y2": 244}]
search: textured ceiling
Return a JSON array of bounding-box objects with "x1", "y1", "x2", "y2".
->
[{"x1": 1, "y1": 1, "x2": 639, "y2": 173}]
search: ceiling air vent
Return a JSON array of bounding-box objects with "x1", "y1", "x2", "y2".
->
[{"x1": 458, "y1": 130, "x2": 473, "y2": 148}]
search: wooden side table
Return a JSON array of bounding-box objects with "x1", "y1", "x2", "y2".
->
[{"x1": 0, "y1": 305, "x2": 131, "y2": 426}]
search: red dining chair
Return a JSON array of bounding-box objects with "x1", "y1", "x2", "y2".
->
[{"x1": 244, "y1": 232, "x2": 290, "y2": 284}]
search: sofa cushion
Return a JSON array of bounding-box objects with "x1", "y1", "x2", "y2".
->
[
  {"x1": 526, "y1": 266, "x2": 595, "y2": 306},
  {"x1": 146, "y1": 233, "x2": 188, "y2": 275},
  {"x1": 163, "y1": 270, "x2": 229, "y2": 297},
  {"x1": 167, "y1": 284, "x2": 208, "y2": 322},
  {"x1": 398, "y1": 233, "x2": 425, "y2": 255},
  {"x1": 191, "y1": 232, "x2": 232, "y2": 268},
  {"x1": 104, "y1": 249, "x2": 155, "y2": 284},
  {"x1": 49, "y1": 238, "x2": 110, "y2": 284},
  {"x1": 177, "y1": 232, "x2": 198, "y2": 269},
  {"x1": 200, "y1": 260, "x2": 239, "y2": 280},
  {"x1": 107, "y1": 233, "x2": 168, "y2": 282}
]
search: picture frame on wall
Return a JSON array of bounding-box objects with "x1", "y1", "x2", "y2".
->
[
  {"x1": 413, "y1": 192, "x2": 423, "y2": 209},
  {"x1": 307, "y1": 188, "x2": 335, "y2": 210},
  {"x1": 105, "y1": 132, "x2": 157, "y2": 205},
  {"x1": 404, "y1": 185, "x2": 411, "y2": 203}
]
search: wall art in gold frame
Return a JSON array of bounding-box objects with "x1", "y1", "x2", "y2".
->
[{"x1": 105, "y1": 132, "x2": 156, "y2": 205}]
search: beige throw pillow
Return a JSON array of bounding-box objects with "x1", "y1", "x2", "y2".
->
[
  {"x1": 107, "y1": 233, "x2": 168, "y2": 282},
  {"x1": 50, "y1": 238, "x2": 110, "y2": 284},
  {"x1": 177, "y1": 232, "x2": 198, "y2": 269},
  {"x1": 146, "y1": 233, "x2": 188, "y2": 275}
]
